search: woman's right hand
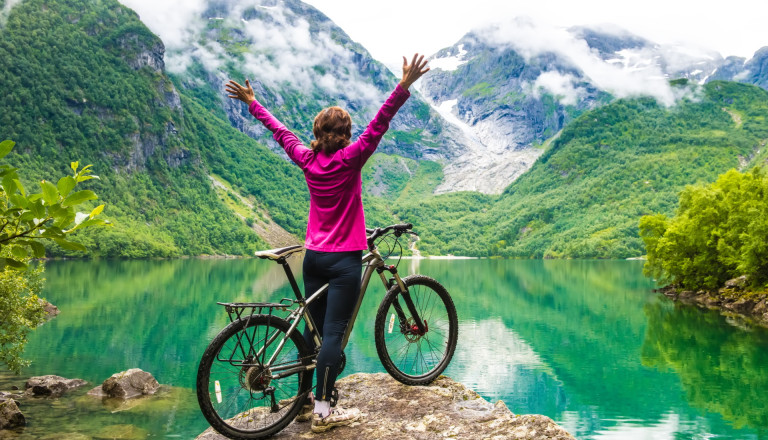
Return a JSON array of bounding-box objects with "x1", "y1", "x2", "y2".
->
[
  {"x1": 399, "y1": 53, "x2": 430, "y2": 91},
  {"x1": 225, "y1": 79, "x2": 256, "y2": 104}
]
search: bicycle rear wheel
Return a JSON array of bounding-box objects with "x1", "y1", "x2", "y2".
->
[
  {"x1": 374, "y1": 274, "x2": 458, "y2": 385},
  {"x1": 197, "y1": 315, "x2": 313, "y2": 439}
]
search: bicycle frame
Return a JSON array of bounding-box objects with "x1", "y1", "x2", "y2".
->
[
  {"x1": 280, "y1": 247, "x2": 395, "y2": 351},
  {"x1": 241, "y1": 243, "x2": 427, "y2": 381}
]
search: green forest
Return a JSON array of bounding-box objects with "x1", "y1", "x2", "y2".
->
[{"x1": 2, "y1": 0, "x2": 768, "y2": 262}]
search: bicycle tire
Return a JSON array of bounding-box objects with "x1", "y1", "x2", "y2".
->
[
  {"x1": 374, "y1": 274, "x2": 458, "y2": 385},
  {"x1": 197, "y1": 314, "x2": 313, "y2": 439}
]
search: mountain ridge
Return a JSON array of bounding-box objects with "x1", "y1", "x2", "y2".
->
[
  {"x1": 161, "y1": 0, "x2": 460, "y2": 162},
  {"x1": 0, "y1": 0, "x2": 309, "y2": 257},
  {"x1": 420, "y1": 22, "x2": 768, "y2": 194}
]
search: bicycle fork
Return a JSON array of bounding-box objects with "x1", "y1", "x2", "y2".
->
[{"x1": 380, "y1": 265, "x2": 428, "y2": 336}]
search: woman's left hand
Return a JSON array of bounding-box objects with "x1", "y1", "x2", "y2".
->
[
  {"x1": 225, "y1": 79, "x2": 256, "y2": 104},
  {"x1": 399, "y1": 54, "x2": 430, "y2": 91}
]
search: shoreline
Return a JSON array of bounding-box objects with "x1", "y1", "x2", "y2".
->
[
  {"x1": 656, "y1": 283, "x2": 768, "y2": 328},
  {"x1": 38, "y1": 253, "x2": 651, "y2": 262},
  {"x1": 197, "y1": 373, "x2": 576, "y2": 439},
  {"x1": 1, "y1": 372, "x2": 576, "y2": 439},
  {"x1": 396, "y1": 255, "x2": 480, "y2": 260}
]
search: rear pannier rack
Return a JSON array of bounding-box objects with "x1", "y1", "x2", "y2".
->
[{"x1": 217, "y1": 300, "x2": 293, "y2": 323}]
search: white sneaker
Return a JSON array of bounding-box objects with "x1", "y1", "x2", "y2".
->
[{"x1": 310, "y1": 406, "x2": 361, "y2": 433}]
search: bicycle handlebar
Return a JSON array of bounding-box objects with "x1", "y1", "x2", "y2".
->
[{"x1": 366, "y1": 223, "x2": 414, "y2": 250}]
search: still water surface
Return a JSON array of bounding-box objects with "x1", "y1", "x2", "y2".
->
[{"x1": 1, "y1": 258, "x2": 767, "y2": 439}]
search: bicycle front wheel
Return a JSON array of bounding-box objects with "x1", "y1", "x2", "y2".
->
[
  {"x1": 374, "y1": 274, "x2": 458, "y2": 385},
  {"x1": 197, "y1": 315, "x2": 313, "y2": 439}
]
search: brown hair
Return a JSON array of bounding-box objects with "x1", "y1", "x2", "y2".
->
[{"x1": 310, "y1": 106, "x2": 352, "y2": 154}]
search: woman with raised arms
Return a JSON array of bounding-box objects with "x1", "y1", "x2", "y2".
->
[{"x1": 225, "y1": 53, "x2": 430, "y2": 433}]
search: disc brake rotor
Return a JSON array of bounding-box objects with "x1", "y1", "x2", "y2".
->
[{"x1": 403, "y1": 318, "x2": 423, "y2": 342}]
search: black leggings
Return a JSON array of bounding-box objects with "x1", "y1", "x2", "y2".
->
[{"x1": 302, "y1": 249, "x2": 362, "y2": 401}]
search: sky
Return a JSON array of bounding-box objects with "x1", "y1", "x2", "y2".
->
[{"x1": 302, "y1": 0, "x2": 768, "y2": 67}]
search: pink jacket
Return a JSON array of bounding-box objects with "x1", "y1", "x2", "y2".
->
[{"x1": 248, "y1": 84, "x2": 411, "y2": 251}]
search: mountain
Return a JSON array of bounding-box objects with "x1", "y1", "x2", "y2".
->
[
  {"x1": 744, "y1": 47, "x2": 768, "y2": 89},
  {"x1": 420, "y1": 28, "x2": 609, "y2": 194},
  {"x1": 0, "y1": 0, "x2": 312, "y2": 257},
  {"x1": 0, "y1": 0, "x2": 461, "y2": 257},
  {"x1": 571, "y1": 26, "x2": 726, "y2": 83},
  {"x1": 154, "y1": 0, "x2": 468, "y2": 176},
  {"x1": 711, "y1": 47, "x2": 768, "y2": 90},
  {"x1": 574, "y1": 26, "x2": 768, "y2": 90},
  {"x1": 3, "y1": 0, "x2": 768, "y2": 260},
  {"x1": 420, "y1": 22, "x2": 768, "y2": 194},
  {"x1": 398, "y1": 81, "x2": 768, "y2": 258}
]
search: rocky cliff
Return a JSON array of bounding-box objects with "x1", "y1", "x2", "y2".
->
[
  {"x1": 740, "y1": 47, "x2": 768, "y2": 90},
  {"x1": 161, "y1": 0, "x2": 462, "y2": 165},
  {"x1": 419, "y1": 30, "x2": 606, "y2": 194},
  {"x1": 420, "y1": 23, "x2": 768, "y2": 194},
  {"x1": 197, "y1": 373, "x2": 576, "y2": 440}
]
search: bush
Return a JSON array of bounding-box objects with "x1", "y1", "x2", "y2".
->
[
  {"x1": 0, "y1": 253, "x2": 45, "y2": 373},
  {"x1": 0, "y1": 139, "x2": 108, "y2": 372},
  {"x1": 640, "y1": 167, "x2": 768, "y2": 290}
]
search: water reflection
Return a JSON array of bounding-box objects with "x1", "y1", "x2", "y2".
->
[
  {"x1": 410, "y1": 259, "x2": 768, "y2": 440},
  {"x1": 0, "y1": 258, "x2": 765, "y2": 439},
  {"x1": 642, "y1": 300, "x2": 768, "y2": 434}
]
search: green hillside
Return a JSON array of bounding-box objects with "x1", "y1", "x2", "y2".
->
[
  {"x1": 0, "y1": 0, "x2": 310, "y2": 257},
  {"x1": 399, "y1": 81, "x2": 768, "y2": 258}
]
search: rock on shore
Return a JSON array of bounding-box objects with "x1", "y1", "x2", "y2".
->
[
  {"x1": 88, "y1": 368, "x2": 160, "y2": 399},
  {"x1": 25, "y1": 375, "x2": 88, "y2": 397},
  {"x1": 197, "y1": 373, "x2": 575, "y2": 440},
  {"x1": 0, "y1": 397, "x2": 25, "y2": 429},
  {"x1": 658, "y1": 277, "x2": 768, "y2": 328}
]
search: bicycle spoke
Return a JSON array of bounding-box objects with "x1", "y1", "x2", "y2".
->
[
  {"x1": 421, "y1": 341, "x2": 434, "y2": 374},
  {"x1": 418, "y1": 343, "x2": 430, "y2": 374},
  {"x1": 399, "y1": 338, "x2": 414, "y2": 372},
  {"x1": 410, "y1": 343, "x2": 422, "y2": 374}
]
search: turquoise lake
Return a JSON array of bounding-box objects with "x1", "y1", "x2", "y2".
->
[{"x1": 1, "y1": 258, "x2": 767, "y2": 439}]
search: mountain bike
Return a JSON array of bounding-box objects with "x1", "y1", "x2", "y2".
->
[{"x1": 196, "y1": 223, "x2": 459, "y2": 439}]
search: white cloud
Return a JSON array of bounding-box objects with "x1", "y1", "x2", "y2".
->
[
  {"x1": 476, "y1": 17, "x2": 677, "y2": 106},
  {"x1": 532, "y1": 72, "x2": 581, "y2": 106},
  {"x1": 733, "y1": 70, "x2": 751, "y2": 82},
  {"x1": 195, "y1": 41, "x2": 226, "y2": 71},
  {"x1": 119, "y1": 0, "x2": 386, "y2": 107},
  {"x1": 0, "y1": 0, "x2": 22, "y2": 26},
  {"x1": 238, "y1": 10, "x2": 346, "y2": 89},
  {"x1": 119, "y1": 0, "x2": 207, "y2": 50},
  {"x1": 304, "y1": 0, "x2": 767, "y2": 67}
]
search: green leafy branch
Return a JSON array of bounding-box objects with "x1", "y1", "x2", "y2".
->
[{"x1": 0, "y1": 139, "x2": 110, "y2": 269}]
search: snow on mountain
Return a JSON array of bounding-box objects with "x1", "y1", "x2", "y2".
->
[{"x1": 420, "y1": 20, "x2": 768, "y2": 194}]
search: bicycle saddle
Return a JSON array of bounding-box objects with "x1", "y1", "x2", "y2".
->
[{"x1": 254, "y1": 245, "x2": 304, "y2": 261}]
